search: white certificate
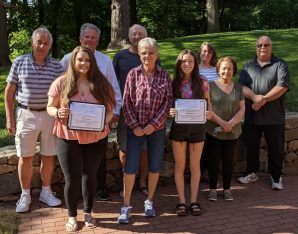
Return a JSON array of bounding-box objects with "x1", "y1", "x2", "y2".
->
[
  {"x1": 68, "y1": 101, "x2": 106, "y2": 131},
  {"x1": 175, "y1": 99, "x2": 206, "y2": 124}
]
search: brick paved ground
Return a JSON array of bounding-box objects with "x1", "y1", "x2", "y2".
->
[{"x1": 18, "y1": 173, "x2": 298, "y2": 234}]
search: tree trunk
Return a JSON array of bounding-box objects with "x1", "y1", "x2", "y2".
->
[
  {"x1": 108, "y1": 0, "x2": 130, "y2": 50},
  {"x1": 74, "y1": 0, "x2": 82, "y2": 43},
  {"x1": 49, "y1": 0, "x2": 61, "y2": 58},
  {"x1": 129, "y1": 0, "x2": 137, "y2": 25},
  {"x1": 206, "y1": 0, "x2": 220, "y2": 33},
  {"x1": 37, "y1": 0, "x2": 44, "y2": 25},
  {"x1": 0, "y1": 3, "x2": 11, "y2": 67}
]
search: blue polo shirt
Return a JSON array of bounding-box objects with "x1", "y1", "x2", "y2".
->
[
  {"x1": 239, "y1": 55, "x2": 290, "y2": 125},
  {"x1": 7, "y1": 53, "x2": 64, "y2": 109}
]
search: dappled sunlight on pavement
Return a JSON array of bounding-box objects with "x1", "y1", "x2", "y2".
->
[{"x1": 18, "y1": 173, "x2": 298, "y2": 233}]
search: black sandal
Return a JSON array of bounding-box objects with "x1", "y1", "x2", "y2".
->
[
  {"x1": 190, "y1": 202, "x2": 201, "y2": 216},
  {"x1": 175, "y1": 203, "x2": 187, "y2": 216}
]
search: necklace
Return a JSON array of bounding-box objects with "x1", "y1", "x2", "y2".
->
[{"x1": 78, "y1": 79, "x2": 89, "y2": 101}]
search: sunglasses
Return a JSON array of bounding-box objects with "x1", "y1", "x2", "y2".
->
[{"x1": 256, "y1": 44, "x2": 271, "y2": 48}]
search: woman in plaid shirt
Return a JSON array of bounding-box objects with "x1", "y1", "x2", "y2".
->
[{"x1": 118, "y1": 37, "x2": 173, "y2": 224}]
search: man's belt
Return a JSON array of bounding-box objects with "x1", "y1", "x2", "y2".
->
[{"x1": 17, "y1": 103, "x2": 46, "y2": 112}]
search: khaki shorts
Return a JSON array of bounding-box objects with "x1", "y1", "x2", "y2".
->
[{"x1": 15, "y1": 108, "x2": 56, "y2": 157}]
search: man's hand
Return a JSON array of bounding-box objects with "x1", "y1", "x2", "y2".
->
[
  {"x1": 252, "y1": 95, "x2": 266, "y2": 111},
  {"x1": 110, "y1": 114, "x2": 119, "y2": 123},
  {"x1": 5, "y1": 83, "x2": 17, "y2": 135},
  {"x1": 6, "y1": 118, "x2": 16, "y2": 135},
  {"x1": 252, "y1": 94, "x2": 266, "y2": 105},
  {"x1": 109, "y1": 114, "x2": 119, "y2": 129}
]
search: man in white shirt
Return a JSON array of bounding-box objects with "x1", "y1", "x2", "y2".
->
[{"x1": 61, "y1": 23, "x2": 122, "y2": 200}]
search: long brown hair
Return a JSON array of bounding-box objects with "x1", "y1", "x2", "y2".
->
[
  {"x1": 197, "y1": 42, "x2": 218, "y2": 66},
  {"x1": 172, "y1": 49, "x2": 204, "y2": 99},
  {"x1": 61, "y1": 46, "x2": 115, "y2": 111}
]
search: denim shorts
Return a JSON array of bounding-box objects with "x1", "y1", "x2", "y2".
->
[
  {"x1": 124, "y1": 127, "x2": 166, "y2": 174},
  {"x1": 117, "y1": 112, "x2": 146, "y2": 152}
]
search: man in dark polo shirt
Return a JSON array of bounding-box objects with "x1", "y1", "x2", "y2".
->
[
  {"x1": 237, "y1": 35, "x2": 289, "y2": 190},
  {"x1": 113, "y1": 24, "x2": 149, "y2": 198}
]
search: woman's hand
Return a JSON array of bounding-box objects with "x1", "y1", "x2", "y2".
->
[
  {"x1": 133, "y1": 126, "x2": 145, "y2": 136},
  {"x1": 206, "y1": 110, "x2": 213, "y2": 120},
  {"x1": 143, "y1": 124, "x2": 155, "y2": 135},
  {"x1": 57, "y1": 107, "x2": 70, "y2": 120},
  {"x1": 169, "y1": 108, "x2": 176, "y2": 118},
  {"x1": 219, "y1": 120, "x2": 233, "y2": 132}
]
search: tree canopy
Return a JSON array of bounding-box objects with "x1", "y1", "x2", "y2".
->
[{"x1": 0, "y1": 0, "x2": 297, "y2": 66}]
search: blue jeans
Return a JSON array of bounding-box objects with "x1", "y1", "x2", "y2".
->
[{"x1": 124, "y1": 127, "x2": 166, "y2": 174}]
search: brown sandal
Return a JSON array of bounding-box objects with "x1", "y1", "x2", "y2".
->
[{"x1": 175, "y1": 204, "x2": 187, "y2": 216}]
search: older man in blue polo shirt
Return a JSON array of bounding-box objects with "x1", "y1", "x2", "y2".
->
[
  {"x1": 5, "y1": 26, "x2": 63, "y2": 212},
  {"x1": 238, "y1": 35, "x2": 290, "y2": 190}
]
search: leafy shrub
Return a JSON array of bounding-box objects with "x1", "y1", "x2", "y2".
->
[{"x1": 9, "y1": 29, "x2": 31, "y2": 61}]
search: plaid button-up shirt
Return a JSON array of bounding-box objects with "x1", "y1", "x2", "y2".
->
[{"x1": 123, "y1": 65, "x2": 173, "y2": 130}]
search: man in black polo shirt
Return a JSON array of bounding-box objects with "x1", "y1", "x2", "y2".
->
[{"x1": 238, "y1": 35, "x2": 289, "y2": 190}]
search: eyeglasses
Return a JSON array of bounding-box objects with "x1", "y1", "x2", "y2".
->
[{"x1": 256, "y1": 44, "x2": 271, "y2": 48}]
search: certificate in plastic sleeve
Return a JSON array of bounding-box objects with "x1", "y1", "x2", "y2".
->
[
  {"x1": 175, "y1": 99, "x2": 206, "y2": 124},
  {"x1": 68, "y1": 101, "x2": 106, "y2": 131}
]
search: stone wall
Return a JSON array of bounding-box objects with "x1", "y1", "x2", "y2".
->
[{"x1": 1, "y1": 113, "x2": 298, "y2": 198}]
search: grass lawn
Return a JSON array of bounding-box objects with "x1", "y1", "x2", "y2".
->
[
  {"x1": 1, "y1": 29, "x2": 298, "y2": 147},
  {"x1": 107, "y1": 28, "x2": 298, "y2": 110},
  {"x1": 0, "y1": 202, "x2": 20, "y2": 234}
]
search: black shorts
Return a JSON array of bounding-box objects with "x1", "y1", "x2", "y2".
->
[{"x1": 169, "y1": 121, "x2": 205, "y2": 143}]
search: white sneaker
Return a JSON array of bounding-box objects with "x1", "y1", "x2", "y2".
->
[
  {"x1": 39, "y1": 190, "x2": 62, "y2": 207},
  {"x1": 144, "y1": 199, "x2": 155, "y2": 217},
  {"x1": 238, "y1": 172, "x2": 259, "y2": 184},
  {"x1": 16, "y1": 194, "x2": 31, "y2": 213},
  {"x1": 118, "y1": 206, "x2": 132, "y2": 224},
  {"x1": 272, "y1": 177, "x2": 283, "y2": 190}
]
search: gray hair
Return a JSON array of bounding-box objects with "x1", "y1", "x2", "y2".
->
[
  {"x1": 80, "y1": 23, "x2": 101, "y2": 39},
  {"x1": 128, "y1": 24, "x2": 148, "y2": 39},
  {"x1": 31, "y1": 26, "x2": 53, "y2": 45},
  {"x1": 138, "y1": 37, "x2": 158, "y2": 52}
]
